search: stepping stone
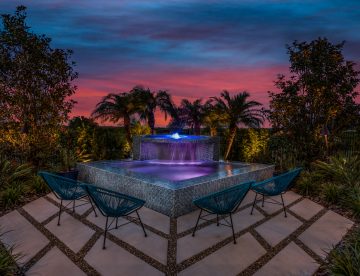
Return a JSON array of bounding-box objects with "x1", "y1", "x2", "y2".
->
[
  {"x1": 258, "y1": 191, "x2": 302, "y2": 215},
  {"x1": 179, "y1": 233, "x2": 266, "y2": 276},
  {"x1": 138, "y1": 207, "x2": 170, "y2": 234},
  {"x1": 85, "y1": 237, "x2": 164, "y2": 276},
  {"x1": 87, "y1": 213, "x2": 168, "y2": 264},
  {"x1": 177, "y1": 207, "x2": 263, "y2": 262},
  {"x1": 177, "y1": 210, "x2": 200, "y2": 234},
  {"x1": 0, "y1": 210, "x2": 49, "y2": 265},
  {"x1": 254, "y1": 242, "x2": 319, "y2": 276},
  {"x1": 289, "y1": 198, "x2": 323, "y2": 220},
  {"x1": 23, "y1": 197, "x2": 59, "y2": 223},
  {"x1": 240, "y1": 190, "x2": 257, "y2": 207},
  {"x1": 45, "y1": 213, "x2": 95, "y2": 253},
  {"x1": 46, "y1": 193, "x2": 91, "y2": 215},
  {"x1": 299, "y1": 211, "x2": 354, "y2": 259},
  {"x1": 27, "y1": 247, "x2": 86, "y2": 276},
  {"x1": 255, "y1": 212, "x2": 302, "y2": 246}
]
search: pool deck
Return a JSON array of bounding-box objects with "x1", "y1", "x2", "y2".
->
[{"x1": 0, "y1": 190, "x2": 354, "y2": 275}]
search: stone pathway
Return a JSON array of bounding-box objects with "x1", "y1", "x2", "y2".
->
[{"x1": 0, "y1": 190, "x2": 354, "y2": 275}]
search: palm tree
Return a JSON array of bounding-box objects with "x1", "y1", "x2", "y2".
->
[
  {"x1": 211, "y1": 90, "x2": 263, "y2": 160},
  {"x1": 130, "y1": 86, "x2": 174, "y2": 134},
  {"x1": 180, "y1": 99, "x2": 204, "y2": 135},
  {"x1": 91, "y1": 92, "x2": 140, "y2": 145},
  {"x1": 203, "y1": 100, "x2": 224, "y2": 136},
  {"x1": 167, "y1": 105, "x2": 187, "y2": 133}
]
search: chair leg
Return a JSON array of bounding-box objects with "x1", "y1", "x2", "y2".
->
[
  {"x1": 280, "y1": 194, "x2": 287, "y2": 217},
  {"x1": 103, "y1": 216, "x2": 109, "y2": 249},
  {"x1": 115, "y1": 217, "x2": 119, "y2": 229},
  {"x1": 216, "y1": 214, "x2": 219, "y2": 226},
  {"x1": 136, "y1": 210, "x2": 147, "y2": 237},
  {"x1": 192, "y1": 209, "x2": 202, "y2": 237},
  {"x1": 250, "y1": 193, "x2": 257, "y2": 215},
  {"x1": 229, "y1": 213, "x2": 236, "y2": 244},
  {"x1": 262, "y1": 195, "x2": 265, "y2": 207},
  {"x1": 88, "y1": 197, "x2": 98, "y2": 217},
  {"x1": 73, "y1": 200, "x2": 75, "y2": 213},
  {"x1": 57, "y1": 199, "x2": 63, "y2": 226}
]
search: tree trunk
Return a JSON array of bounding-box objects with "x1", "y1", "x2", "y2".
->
[
  {"x1": 194, "y1": 122, "x2": 201, "y2": 135},
  {"x1": 124, "y1": 114, "x2": 131, "y2": 146},
  {"x1": 224, "y1": 127, "x2": 237, "y2": 160},
  {"x1": 148, "y1": 112, "x2": 155, "y2": 134}
]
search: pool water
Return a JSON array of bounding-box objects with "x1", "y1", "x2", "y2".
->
[
  {"x1": 110, "y1": 161, "x2": 246, "y2": 181},
  {"x1": 88, "y1": 160, "x2": 249, "y2": 186}
]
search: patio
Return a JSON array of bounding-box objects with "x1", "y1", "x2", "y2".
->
[{"x1": 0, "y1": 190, "x2": 354, "y2": 276}]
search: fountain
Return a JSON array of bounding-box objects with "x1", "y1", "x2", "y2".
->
[
  {"x1": 133, "y1": 133, "x2": 219, "y2": 163},
  {"x1": 77, "y1": 134, "x2": 274, "y2": 217}
]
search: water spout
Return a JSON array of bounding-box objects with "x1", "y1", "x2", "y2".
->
[{"x1": 170, "y1": 133, "x2": 182, "y2": 139}]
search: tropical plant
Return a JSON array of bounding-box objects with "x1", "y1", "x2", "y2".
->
[
  {"x1": 58, "y1": 148, "x2": 91, "y2": 172},
  {"x1": 0, "y1": 157, "x2": 33, "y2": 189},
  {"x1": 268, "y1": 38, "x2": 360, "y2": 162},
  {"x1": 130, "y1": 86, "x2": 174, "y2": 134},
  {"x1": 167, "y1": 106, "x2": 187, "y2": 134},
  {"x1": 1, "y1": 184, "x2": 24, "y2": 208},
  {"x1": 203, "y1": 100, "x2": 223, "y2": 136},
  {"x1": 130, "y1": 120, "x2": 151, "y2": 137},
  {"x1": 211, "y1": 91, "x2": 263, "y2": 160},
  {"x1": 314, "y1": 155, "x2": 360, "y2": 187},
  {"x1": 342, "y1": 187, "x2": 360, "y2": 218},
  {"x1": 67, "y1": 116, "x2": 98, "y2": 155},
  {"x1": 242, "y1": 128, "x2": 270, "y2": 162},
  {"x1": 0, "y1": 230, "x2": 20, "y2": 275},
  {"x1": 29, "y1": 175, "x2": 49, "y2": 194},
  {"x1": 92, "y1": 92, "x2": 141, "y2": 146},
  {"x1": 180, "y1": 99, "x2": 204, "y2": 135},
  {"x1": 328, "y1": 227, "x2": 360, "y2": 276},
  {"x1": 294, "y1": 171, "x2": 320, "y2": 197},
  {"x1": 91, "y1": 127, "x2": 130, "y2": 160},
  {"x1": 322, "y1": 182, "x2": 342, "y2": 204}
]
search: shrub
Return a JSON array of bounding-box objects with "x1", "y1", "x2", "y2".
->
[
  {"x1": 0, "y1": 230, "x2": 20, "y2": 275},
  {"x1": 315, "y1": 155, "x2": 360, "y2": 187},
  {"x1": 328, "y1": 227, "x2": 360, "y2": 276},
  {"x1": 295, "y1": 171, "x2": 321, "y2": 196},
  {"x1": 342, "y1": 187, "x2": 360, "y2": 219},
  {"x1": 322, "y1": 182, "x2": 342, "y2": 204},
  {"x1": 29, "y1": 175, "x2": 49, "y2": 194},
  {"x1": 242, "y1": 129, "x2": 270, "y2": 163},
  {"x1": 0, "y1": 184, "x2": 24, "y2": 208},
  {"x1": 0, "y1": 158, "x2": 33, "y2": 189}
]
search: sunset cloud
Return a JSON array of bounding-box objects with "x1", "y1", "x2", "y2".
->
[{"x1": 1, "y1": 0, "x2": 359, "y2": 125}]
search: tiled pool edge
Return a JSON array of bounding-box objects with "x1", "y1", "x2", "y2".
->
[{"x1": 77, "y1": 162, "x2": 274, "y2": 217}]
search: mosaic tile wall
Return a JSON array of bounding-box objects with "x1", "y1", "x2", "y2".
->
[{"x1": 78, "y1": 162, "x2": 274, "y2": 217}]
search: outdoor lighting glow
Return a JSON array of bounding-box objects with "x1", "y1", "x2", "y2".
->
[{"x1": 170, "y1": 133, "x2": 182, "y2": 139}]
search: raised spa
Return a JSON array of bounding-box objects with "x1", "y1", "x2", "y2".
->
[{"x1": 77, "y1": 134, "x2": 274, "y2": 217}]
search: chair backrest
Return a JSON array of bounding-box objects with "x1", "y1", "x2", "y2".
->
[
  {"x1": 38, "y1": 171, "x2": 79, "y2": 200},
  {"x1": 82, "y1": 184, "x2": 145, "y2": 217},
  {"x1": 252, "y1": 168, "x2": 302, "y2": 196},
  {"x1": 194, "y1": 181, "x2": 254, "y2": 214},
  {"x1": 274, "y1": 168, "x2": 302, "y2": 191}
]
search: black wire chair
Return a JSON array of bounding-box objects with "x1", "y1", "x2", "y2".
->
[
  {"x1": 81, "y1": 184, "x2": 147, "y2": 249},
  {"x1": 192, "y1": 181, "x2": 254, "y2": 244},
  {"x1": 38, "y1": 171, "x2": 97, "y2": 225},
  {"x1": 250, "y1": 168, "x2": 303, "y2": 217}
]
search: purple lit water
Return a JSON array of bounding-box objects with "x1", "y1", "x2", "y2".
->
[{"x1": 108, "y1": 161, "x2": 245, "y2": 181}]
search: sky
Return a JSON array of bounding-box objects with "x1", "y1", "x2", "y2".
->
[{"x1": 1, "y1": 0, "x2": 360, "y2": 126}]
